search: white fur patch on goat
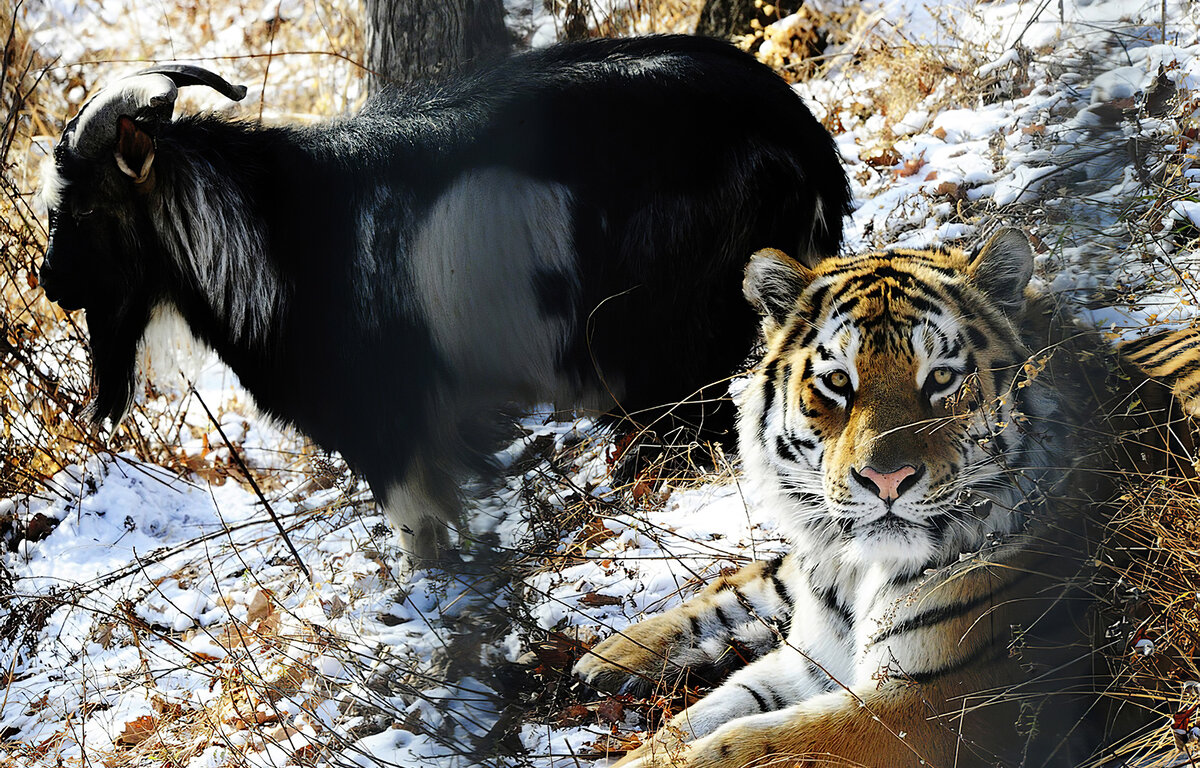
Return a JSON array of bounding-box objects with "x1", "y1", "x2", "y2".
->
[
  {"x1": 152, "y1": 160, "x2": 280, "y2": 346},
  {"x1": 410, "y1": 168, "x2": 583, "y2": 402},
  {"x1": 382, "y1": 471, "x2": 454, "y2": 559},
  {"x1": 808, "y1": 196, "x2": 828, "y2": 260},
  {"x1": 137, "y1": 303, "x2": 212, "y2": 385},
  {"x1": 37, "y1": 156, "x2": 66, "y2": 211},
  {"x1": 67, "y1": 74, "x2": 177, "y2": 154}
]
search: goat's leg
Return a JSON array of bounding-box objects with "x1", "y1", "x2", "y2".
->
[{"x1": 378, "y1": 458, "x2": 459, "y2": 565}]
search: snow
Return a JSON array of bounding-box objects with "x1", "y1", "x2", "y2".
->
[
  {"x1": 1175, "y1": 200, "x2": 1200, "y2": 230},
  {"x1": 5, "y1": 0, "x2": 1200, "y2": 765}
]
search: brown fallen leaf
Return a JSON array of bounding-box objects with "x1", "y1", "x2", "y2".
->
[
  {"x1": 631, "y1": 479, "x2": 654, "y2": 500},
  {"x1": 531, "y1": 630, "x2": 589, "y2": 672},
  {"x1": 25, "y1": 513, "x2": 60, "y2": 543},
  {"x1": 247, "y1": 588, "x2": 273, "y2": 624},
  {"x1": 585, "y1": 731, "x2": 643, "y2": 756},
  {"x1": 556, "y1": 704, "x2": 591, "y2": 727},
  {"x1": 596, "y1": 697, "x2": 626, "y2": 725},
  {"x1": 115, "y1": 715, "x2": 156, "y2": 747},
  {"x1": 579, "y1": 592, "x2": 623, "y2": 608},
  {"x1": 935, "y1": 181, "x2": 961, "y2": 198},
  {"x1": 862, "y1": 146, "x2": 900, "y2": 168},
  {"x1": 1145, "y1": 66, "x2": 1176, "y2": 117},
  {"x1": 893, "y1": 154, "x2": 925, "y2": 178}
]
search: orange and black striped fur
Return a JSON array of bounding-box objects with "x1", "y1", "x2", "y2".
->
[
  {"x1": 575, "y1": 230, "x2": 1136, "y2": 767},
  {"x1": 1113, "y1": 327, "x2": 1200, "y2": 482},
  {"x1": 1120, "y1": 326, "x2": 1200, "y2": 420}
]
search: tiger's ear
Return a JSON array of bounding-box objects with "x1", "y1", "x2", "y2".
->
[
  {"x1": 744, "y1": 248, "x2": 815, "y2": 331},
  {"x1": 968, "y1": 228, "x2": 1034, "y2": 316}
]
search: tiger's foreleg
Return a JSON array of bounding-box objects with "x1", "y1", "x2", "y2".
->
[
  {"x1": 574, "y1": 555, "x2": 798, "y2": 696},
  {"x1": 616, "y1": 677, "x2": 980, "y2": 768},
  {"x1": 616, "y1": 640, "x2": 843, "y2": 764}
]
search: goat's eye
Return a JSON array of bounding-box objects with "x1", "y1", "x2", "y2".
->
[
  {"x1": 821, "y1": 370, "x2": 851, "y2": 392},
  {"x1": 76, "y1": 208, "x2": 94, "y2": 219}
]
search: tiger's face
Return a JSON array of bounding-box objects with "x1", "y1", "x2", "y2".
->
[{"x1": 739, "y1": 231, "x2": 1067, "y2": 573}]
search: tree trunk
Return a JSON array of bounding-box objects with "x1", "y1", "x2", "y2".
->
[{"x1": 365, "y1": 0, "x2": 510, "y2": 91}]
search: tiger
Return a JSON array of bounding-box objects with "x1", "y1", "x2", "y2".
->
[
  {"x1": 1117, "y1": 326, "x2": 1200, "y2": 421},
  {"x1": 573, "y1": 229, "x2": 1145, "y2": 768}
]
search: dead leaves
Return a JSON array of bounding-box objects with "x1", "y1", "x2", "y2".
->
[
  {"x1": 217, "y1": 671, "x2": 287, "y2": 729},
  {"x1": 565, "y1": 515, "x2": 618, "y2": 558},
  {"x1": 595, "y1": 696, "x2": 627, "y2": 724},
  {"x1": 96, "y1": 586, "x2": 337, "y2": 766},
  {"x1": 584, "y1": 730, "x2": 643, "y2": 757},
  {"x1": 579, "y1": 591, "x2": 624, "y2": 608},
  {"x1": 114, "y1": 715, "x2": 156, "y2": 748},
  {"x1": 861, "y1": 147, "x2": 932, "y2": 181},
  {"x1": 552, "y1": 695, "x2": 641, "y2": 759},
  {"x1": 933, "y1": 180, "x2": 963, "y2": 199},
  {"x1": 556, "y1": 703, "x2": 592, "y2": 727},
  {"x1": 862, "y1": 145, "x2": 901, "y2": 169},
  {"x1": 554, "y1": 695, "x2": 630, "y2": 728},
  {"x1": 528, "y1": 630, "x2": 591, "y2": 674},
  {"x1": 892, "y1": 153, "x2": 926, "y2": 179},
  {"x1": 246, "y1": 588, "x2": 274, "y2": 624}
]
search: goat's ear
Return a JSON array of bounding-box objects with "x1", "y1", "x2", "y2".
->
[
  {"x1": 744, "y1": 248, "x2": 814, "y2": 335},
  {"x1": 114, "y1": 116, "x2": 155, "y2": 184}
]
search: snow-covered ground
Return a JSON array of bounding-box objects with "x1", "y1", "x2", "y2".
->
[{"x1": 4, "y1": 0, "x2": 1200, "y2": 765}]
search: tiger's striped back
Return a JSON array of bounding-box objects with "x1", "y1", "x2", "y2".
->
[
  {"x1": 1119, "y1": 325, "x2": 1200, "y2": 417},
  {"x1": 1111, "y1": 325, "x2": 1200, "y2": 494}
]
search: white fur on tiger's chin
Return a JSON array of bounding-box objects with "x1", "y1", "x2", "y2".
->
[
  {"x1": 842, "y1": 518, "x2": 937, "y2": 572},
  {"x1": 137, "y1": 304, "x2": 213, "y2": 388}
]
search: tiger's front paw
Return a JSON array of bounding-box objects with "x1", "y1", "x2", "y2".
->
[
  {"x1": 573, "y1": 613, "x2": 692, "y2": 696},
  {"x1": 616, "y1": 728, "x2": 770, "y2": 768}
]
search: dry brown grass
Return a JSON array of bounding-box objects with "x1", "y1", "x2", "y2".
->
[
  {"x1": 0, "y1": 0, "x2": 371, "y2": 561},
  {"x1": 747, "y1": 3, "x2": 864, "y2": 82},
  {"x1": 0, "y1": 3, "x2": 373, "y2": 766},
  {"x1": 593, "y1": 0, "x2": 704, "y2": 36},
  {"x1": 1094, "y1": 472, "x2": 1200, "y2": 766},
  {"x1": 0, "y1": 3, "x2": 95, "y2": 505}
]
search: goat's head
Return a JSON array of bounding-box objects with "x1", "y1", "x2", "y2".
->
[{"x1": 39, "y1": 65, "x2": 246, "y2": 423}]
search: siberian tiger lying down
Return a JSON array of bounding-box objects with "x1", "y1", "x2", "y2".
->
[{"x1": 575, "y1": 229, "x2": 1185, "y2": 768}]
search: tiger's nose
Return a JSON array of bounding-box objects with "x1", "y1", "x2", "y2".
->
[{"x1": 853, "y1": 465, "x2": 921, "y2": 501}]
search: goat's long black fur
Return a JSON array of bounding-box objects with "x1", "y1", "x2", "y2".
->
[{"x1": 40, "y1": 36, "x2": 850, "y2": 558}]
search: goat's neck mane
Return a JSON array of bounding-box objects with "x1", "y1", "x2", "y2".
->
[{"x1": 150, "y1": 122, "x2": 284, "y2": 351}]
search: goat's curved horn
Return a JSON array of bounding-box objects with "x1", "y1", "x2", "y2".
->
[
  {"x1": 133, "y1": 65, "x2": 249, "y2": 103},
  {"x1": 65, "y1": 66, "x2": 247, "y2": 160}
]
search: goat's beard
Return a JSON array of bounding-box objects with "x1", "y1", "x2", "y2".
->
[{"x1": 83, "y1": 290, "x2": 155, "y2": 426}]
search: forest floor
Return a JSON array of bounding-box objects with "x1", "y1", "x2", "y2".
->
[{"x1": 2, "y1": 0, "x2": 1200, "y2": 766}]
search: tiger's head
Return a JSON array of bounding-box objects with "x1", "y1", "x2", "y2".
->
[{"x1": 738, "y1": 230, "x2": 1080, "y2": 574}]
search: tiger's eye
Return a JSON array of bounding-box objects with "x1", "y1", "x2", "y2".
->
[
  {"x1": 932, "y1": 368, "x2": 954, "y2": 386},
  {"x1": 826, "y1": 371, "x2": 850, "y2": 390}
]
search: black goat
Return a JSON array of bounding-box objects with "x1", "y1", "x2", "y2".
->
[{"x1": 39, "y1": 36, "x2": 850, "y2": 560}]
